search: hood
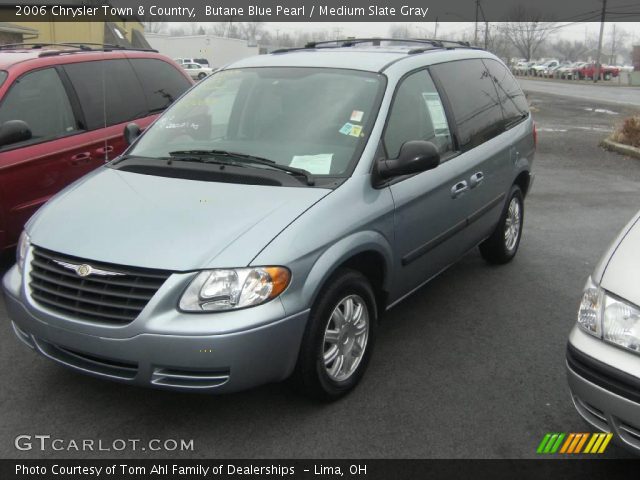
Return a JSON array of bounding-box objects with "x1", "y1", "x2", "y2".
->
[
  {"x1": 600, "y1": 215, "x2": 640, "y2": 307},
  {"x1": 28, "y1": 168, "x2": 330, "y2": 271}
]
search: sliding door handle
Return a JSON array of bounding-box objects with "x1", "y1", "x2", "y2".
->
[{"x1": 451, "y1": 180, "x2": 469, "y2": 198}]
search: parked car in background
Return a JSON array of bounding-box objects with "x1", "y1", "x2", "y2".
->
[
  {"x1": 174, "y1": 58, "x2": 210, "y2": 67},
  {"x1": 567, "y1": 210, "x2": 640, "y2": 454},
  {"x1": 576, "y1": 63, "x2": 620, "y2": 80},
  {"x1": 513, "y1": 60, "x2": 535, "y2": 75},
  {"x1": 531, "y1": 59, "x2": 559, "y2": 77},
  {"x1": 182, "y1": 62, "x2": 214, "y2": 80},
  {"x1": 562, "y1": 62, "x2": 587, "y2": 79},
  {"x1": 3, "y1": 39, "x2": 535, "y2": 400},
  {"x1": 0, "y1": 44, "x2": 193, "y2": 252}
]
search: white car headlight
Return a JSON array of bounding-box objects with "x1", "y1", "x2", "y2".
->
[
  {"x1": 16, "y1": 231, "x2": 30, "y2": 271},
  {"x1": 577, "y1": 277, "x2": 603, "y2": 337},
  {"x1": 577, "y1": 276, "x2": 640, "y2": 354},
  {"x1": 602, "y1": 295, "x2": 640, "y2": 353},
  {"x1": 179, "y1": 267, "x2": 290, "y2": 312}
]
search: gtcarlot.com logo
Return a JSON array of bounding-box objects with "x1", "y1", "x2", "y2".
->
[{"x1": 537, "y1": 432, "x2": 613, "y2": 455}]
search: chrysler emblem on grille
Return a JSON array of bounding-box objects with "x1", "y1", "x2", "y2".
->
[{"x1": 52, "y1": 260, "x2": 125, "y2": 277}]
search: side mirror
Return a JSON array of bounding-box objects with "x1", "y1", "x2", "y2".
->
[
  {"x1": 0, "y1": 120, "x2": 32, "y2": 147},
  {"x1": 124, "y1": 123, "x2": 142, "y2": 146},
  {"x1": 377, "y1": 141, "x2": 440, "y2": 179}
]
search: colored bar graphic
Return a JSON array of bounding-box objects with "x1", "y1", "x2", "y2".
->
[{"x1": 537, "y1": 432, "x2": 613, "y2": 454}]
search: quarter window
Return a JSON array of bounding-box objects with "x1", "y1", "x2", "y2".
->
[
  {"x1": 384, "y1": 70, "x2": 452, "y2": 159},
  {"x1": 0, "y1": 68, "x2": 78, "y2": 143},
  {"x1": 483, "y1": 59, "x2": 529, "y2": 127},
  {"x1": 129, "y1": 58, "x2": 192, "y2": 113},
  {"x1": 431, "y1": 59, "x2": 505, "y2": 151}
]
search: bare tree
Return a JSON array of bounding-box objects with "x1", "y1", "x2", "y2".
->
[
  {"x1": 500, "y1": 6, "x2": 556, "y2": 61},
  {"x1": 551, "y1": 39, "x2": 590, "y2": 62},
  {"x1": 388, "y1": 24, "x2": 411, "y2": 39},
  {"x1": 604, "y1": 25, "x2": 629, "y2": 65},
  {"x1": 168, "y1": 25, "x2": 186, "y2": 37},
  {"x1": 239, "y1": 22, "x2": 264, "y2": 43},
  {"x1": 144, "y1": 22, "x2": 167, "y2": 34}
]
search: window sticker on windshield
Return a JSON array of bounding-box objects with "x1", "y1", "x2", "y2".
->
[
  {"x1": 350, "y1": 110, "x2": 364, "y2": 122},
  {"x1": 339, "y1": 123, "x2": 354, "y2": 135},
  {"x1": 349, "y1": 125, "x2": 363, "y2": 137},
  {"x1": 290, "y1": 154, "x2": 333, "y2": 175}
]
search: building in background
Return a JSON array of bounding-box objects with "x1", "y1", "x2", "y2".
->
[
  {"x1": 146, "y1": 34, "x2": 260, "y2": 68},
  {"x1": 0, "y1": 1, "x2": 150, "y2": 48},
  {"x1": 0, "y1": 22, "x2": 38, "y2": 44}
]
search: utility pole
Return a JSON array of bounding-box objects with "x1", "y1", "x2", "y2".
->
[
  {"x1": 594, "y1": 0, "x2": 607, "y2": 83},
  {"x1": 433, "y1": 17, "x2": 439, "y2": 38},
  {"x1": 610, "y1": 24, "x2": 616, "y2": 65},
  {"x1": 474, "y1": 0, "x2": 479, "y2": 45}
]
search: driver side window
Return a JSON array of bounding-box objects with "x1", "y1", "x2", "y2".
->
[{"x1": 383, "y1": 70, "x2": 452, "y2": 159}]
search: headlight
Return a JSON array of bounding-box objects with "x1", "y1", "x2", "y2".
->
[
  {"x1": 577, "y1": 276, "x2": 640, "y2": 354},
  {"x1": 577, "y1": 277, "x2": 603, "y2": 337},
  {"x1": 16, "y1": 231, "x2": 30, "y2": 271},
  {"x1": 602, "y1": 295, "x2": 640, "y2": 353},
  {"x1": 179, "y1": 267, "x2": 290, "y2": 312}
]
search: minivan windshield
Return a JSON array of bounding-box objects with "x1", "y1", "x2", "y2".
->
[
  {"x1": 0, "y1": 71, "x2": 7, "y2": 88},
  {"x1": 127, "y1": 67, "x2": 385, "y2": 184}
]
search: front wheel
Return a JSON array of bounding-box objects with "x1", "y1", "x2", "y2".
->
[
  {"x1": 479, "y1": 185, "x2": 524, "y2": 264},
  {"x1": 292, "y1": 269, "x2": 377, "y2": 401},
  {"x1": 197, "y1": 72, "x2": 207, "y2": 80}
]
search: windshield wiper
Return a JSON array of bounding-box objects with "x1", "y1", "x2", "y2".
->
[{"x1": 168, "y1": 150, "x2": 315, "y2": 186}]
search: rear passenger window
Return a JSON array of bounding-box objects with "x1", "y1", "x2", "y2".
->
[
  {"x1": 129, "y1": 59, "x2": 191, "y2": 113},
  {"x1": 64, "y1": 59, "x2": 147, "y2": 130},
  {"x1": 483, "y1": 59, "x2": 529, "y2": 127},
  {"x1": 0, "y1": 68, "x2": 78, "y2": 144},
  {"x1": 431, "y1": 59, "x2": 504, "y2": 151},
  {"x1": 384, "y1": 70, "x2": 452, "y2": 159}
]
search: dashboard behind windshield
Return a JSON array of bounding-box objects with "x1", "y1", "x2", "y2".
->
[{"x1": 128, "y1": 67, "x2": 386, "y2": 185}]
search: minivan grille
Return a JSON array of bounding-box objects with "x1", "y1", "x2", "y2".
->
[{"x1": 29, "y1": 247, "x2": 171, "y2": 325}]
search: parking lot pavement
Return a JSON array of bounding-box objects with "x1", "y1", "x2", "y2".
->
[
  {"x1": 518, "y1": 78, "x2": 640, "y2": 107},
  {"x1": 1, "y1": 91, "x2": 640, "y2": 459}
]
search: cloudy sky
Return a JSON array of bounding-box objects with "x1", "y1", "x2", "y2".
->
[{"x1": 259, "y1": 21, "x2": 639, "y2": 44}]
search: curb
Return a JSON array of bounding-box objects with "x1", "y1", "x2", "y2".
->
[{"x1": 600, "y1": 138, "x2": 640, "y2": 160}]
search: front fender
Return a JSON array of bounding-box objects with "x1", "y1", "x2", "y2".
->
[{"x1": 302, "y1": 230, "x2": 394, "y2": 309}]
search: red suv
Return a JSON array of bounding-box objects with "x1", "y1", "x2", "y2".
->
[{"x1": 0, "y1": 45, "x2": 193, "y2": 251}]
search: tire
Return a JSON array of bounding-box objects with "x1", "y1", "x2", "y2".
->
[
  {"x1": 292, "y1": 269, "x2": 377, "y2": 401},
  {"x1": 604, "y1": 73, "x2": 611, "y2": 81},
  {"x1": 479, "y1": 185, "x2": 524, "y2": 265},
  {"x1": 197, "y1": 72, "x2": 207, "y2": 80}
]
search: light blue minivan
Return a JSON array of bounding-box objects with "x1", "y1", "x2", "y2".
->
[{"x1": 3, "y1": 39, "x2": 535, "y2": 400}]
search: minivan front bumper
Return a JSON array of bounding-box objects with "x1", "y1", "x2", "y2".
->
[
  {"x1": 2, "y1": 264, "x2": 308, "y2": 393},
  {"x1": 566, "y1": 327, "x2": 640, "y2": 454}
]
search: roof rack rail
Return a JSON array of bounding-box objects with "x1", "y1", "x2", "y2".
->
[
  {"x1": 0, "y1": 42, "x2": 157, "y2": 56},
  {"x1": 271, "y1": 38, "x2": 478, "y2": 55}
]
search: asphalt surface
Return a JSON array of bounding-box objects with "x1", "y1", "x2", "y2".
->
[
  {"x1": 519, "y1": 78, "x2": 640, "y2": 107},
  {"x1": 1, "y1": 85, "x2": 640, "y2": 459}
]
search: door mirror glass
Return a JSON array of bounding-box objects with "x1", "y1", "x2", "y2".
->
[
  {"x1": 124, "y1": 122, "x2": 141, "y2": 145},
  {"x1": 378, "y1": 140, "x2": 440, "y2": 178},
  {"x1": 0, "y1": 120, "x2": 32, "y2": 147}
]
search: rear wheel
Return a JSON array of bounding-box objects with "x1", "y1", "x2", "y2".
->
[
  {"x1": 292, "y1": 269, "x2": 377, "y2": 401},
  {"x1": 479, "y1": 185, "x2": 524, "y2": 265}
]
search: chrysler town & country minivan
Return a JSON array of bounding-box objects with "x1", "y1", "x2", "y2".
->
[{"x1": 3, "y1": 39, "x2": 535, "y2": 400}]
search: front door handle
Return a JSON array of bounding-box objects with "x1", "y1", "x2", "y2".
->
[
  {"x1": 469, "y1": 171, "x2": 484, "y2": 188},
  {"x1": 96, "y1": 145, "x2": 114, "y2": 156},
  {"x1": 451, "y1": 180, "x2": 469, "y2": 199},
  {"x1": 70, "y1": 152, "x2": 91, "y2": 166}
]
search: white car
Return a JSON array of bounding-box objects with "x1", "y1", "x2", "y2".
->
[
  {"x1": 531, "y1": 60, "x2": 559, "y2": 77},
  {"x1": 182, "y1": 62, "x2": 213, "y2": 80}
]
